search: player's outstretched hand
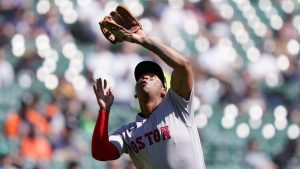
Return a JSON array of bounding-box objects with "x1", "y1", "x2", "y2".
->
[{"x1": 93, "y1": 78, "x2": 114, "y2": 112}]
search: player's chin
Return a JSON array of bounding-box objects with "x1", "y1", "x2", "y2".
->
[
  {"x1": 139, "y1": 85, "x2": 152, "y2": 93},
  {"x1": 140, "y1": 86, "x2": 150, "y2": 92}
]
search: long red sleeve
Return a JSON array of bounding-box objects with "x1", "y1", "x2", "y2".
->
[{"x1": 91, "y1": 110, "x2": 120, "y2": 161}]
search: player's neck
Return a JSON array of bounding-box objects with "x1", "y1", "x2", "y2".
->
[{"x1": 139, "y1": 98, "x2": 162, "y2": 118}]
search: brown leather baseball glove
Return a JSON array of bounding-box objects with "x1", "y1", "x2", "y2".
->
[{"x1": 100, "y1": 5, "x2": 142, "y2": 44}]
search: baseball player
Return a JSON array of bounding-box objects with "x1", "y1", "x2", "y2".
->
[{"x1": 91, "y1": 5, "x2": 206, "y2": 169}]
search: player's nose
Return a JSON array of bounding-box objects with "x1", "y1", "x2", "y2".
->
[
  {"x1": 142, "y1": 75, "x2": 150, "y2": 79},
  {"x1": 140, "y1": 73, "x2": 151, "y2": 80}
]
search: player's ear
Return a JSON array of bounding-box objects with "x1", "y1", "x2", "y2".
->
[
  {"x1": 134, "y1": 94, "x2": 137, "y2": 98},
  {"x1": 161, "y1": 88, "x2": 167, "y2": 98}
]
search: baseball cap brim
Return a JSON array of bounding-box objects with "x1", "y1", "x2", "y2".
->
[{"x1": 134, "y1": 61, "x2": 166, "y2": 88}]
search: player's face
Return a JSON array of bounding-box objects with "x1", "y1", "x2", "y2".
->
[{"x1": 135, "y1": 72, "x2": 165, "y2": 98}]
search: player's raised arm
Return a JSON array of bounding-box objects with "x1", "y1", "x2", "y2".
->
[
  {"x1": 132, "y1": 31, "x2": 193, "y2": 100},
  {"x1": 91, "y1": 78, "x2": 120, "y2": 161},
  {"x1": 99, "y1": 5, "x2": 193, "y2": 100}
]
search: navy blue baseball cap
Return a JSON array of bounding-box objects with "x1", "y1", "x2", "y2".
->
[{"x1": 134, "y1": 61, "x2": 166, "y2": 88}]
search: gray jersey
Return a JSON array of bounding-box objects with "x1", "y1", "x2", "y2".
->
[{"x1": 109, "y1": 88, "x2": 206, "y2": 169}]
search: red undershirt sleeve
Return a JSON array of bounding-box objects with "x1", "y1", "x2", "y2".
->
[{"x1": 91, "y1": 110, "x2": 120, "y2": 161}]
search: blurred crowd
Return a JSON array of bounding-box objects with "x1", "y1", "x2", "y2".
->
[{"x1": 0, "y1": 0, "x2": 300, "y2": 169}]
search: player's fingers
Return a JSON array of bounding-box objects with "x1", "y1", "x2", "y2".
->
[
  {"x1": 96, "y1": 78, "x2": 105, "y2": 97},
  {"x1": 103, "y1": 79, "x2": 108, "y2": 95},
  {"x1": 95, "y1": 78, "x2": 99, "y2": 91},
  {"x1": 104, "y1": 79, "x2": 107, "y2": 90},
  {"x1": 98, "y1": 78, "x2": 103, "y2": 90},
  {"x1": 108, "y1": 86, "x2": 113, "y2": 96},
  {"x1": 98, "y1": 78, "x2": 105, "y2": 95},
  {"x1": 93, "y1": 84, "x2": 99, "y2": 98}
]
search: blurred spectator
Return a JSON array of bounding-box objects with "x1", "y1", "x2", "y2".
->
[
  {"x1": 25, "y1": 97, "x2": 50, "y2": 135},
  {"x1": 20, "y1": 125, "x2": 52, "y2": 161},
  {"x1": 42, "y1": 6, "x2": 66, "y2": 41},
  {"x1": 63, "y1": 99, "x2": 83, "y2": 130},
  {"x1": 76, "y1": 0, "x2": 107, "y2": 41},
  {"x1": 0, "y1": 153, "x2": 15, "y2": 169},
  {"x1": 246, "y1": 53, "x2": 278, "y2": 82},
  {"x1": 51, "y1": 125, "x2": 77, "y2": 161},
  {"x1": 0, "y1": 48, "x2": 14, "y2": 89},
  {"x1": 54, "y1": 77, "x2": 76, "y2": 100},
  {"x1": 273, "y1": 139, "x2": 299, "y2": 169},
  {"x1": 76, "y1": 70, "x2": 98, "y2": 111},
  {"x1": 199, "y1": 0, "x2": 221, "y2": 27},
  {"x1": 0, "y1": 153, "x2": 23, "y2": 169},
  {"x1": 85, "y1": 41, "x2": 116, "y2": 79},
  {"x1": 67, "y1": 160, "x2": 81, "y2": 169},
  {"x1": 79, "y1": 103, "x2": 96, "y2": 135},
  {"x1": 4, "y1": 100, "x2": 30, "y2": 139},
  {"x1": 14, "y1": 50, "x2": 41, "y2": 75},
  {"x1": 4, "y1": 93, "x2": 50, "y2": 138},
  {"x1": 243, "y1": 139, "x2": 275, "y2": 169},
  {"x1": 46, "y1": 97, "x2": 65, "y2": 140},
  {"x1": 52, "y1": 124, "x2": 88, "y2": 162}
]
